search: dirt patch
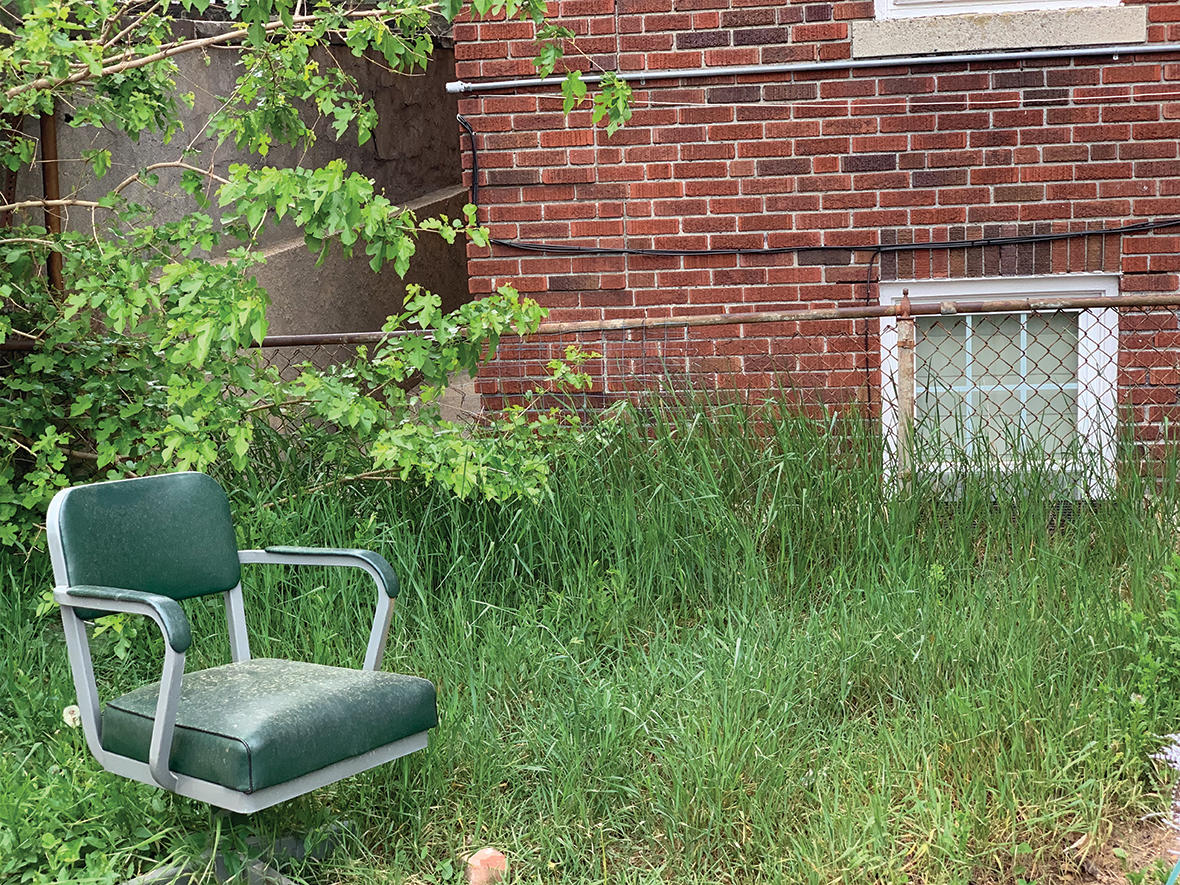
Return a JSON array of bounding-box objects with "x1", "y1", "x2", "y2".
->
[{"x1": 1079, "y1": 818, "x2": 1178, "y2": 884}]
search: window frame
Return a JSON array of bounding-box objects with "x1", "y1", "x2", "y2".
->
[
  {"x1": 874, "y1": 0, "x2": 1118, "y2": 20},
  {"x1": 879, "y1": 274, "x2": 1120, "y2": 493}
]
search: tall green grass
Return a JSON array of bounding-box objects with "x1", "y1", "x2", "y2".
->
[{"x1": 4, "y1": 396, "x2": 1180, "y2": 883}]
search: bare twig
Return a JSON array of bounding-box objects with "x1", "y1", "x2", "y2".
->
[
  {"x1": 94, "y1": 0, "x2": 139, "y2": 48},
  {"x1": 263, "y1": 469, "x2": 398, "y2": 507},
  {"x1": 101, "y1": 1, "x2": 166, "y2": 51},
  {"x1": 0, "y1": 237, "x2": 59, "y2": 248},
  {"x1": 242, "y1": 398, "x2": 310, "y2": 415},
  {"x1": 304, "y1": 469, "x2": 399, "y2": 494},
  {"x1": 5, "y1": 328, "x2": 41, "y2": 341}
]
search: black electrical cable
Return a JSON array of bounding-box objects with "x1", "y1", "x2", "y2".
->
[
  {"x1": 456, "y1": 115, "x2": 481, "y2": 208},
  {"x1": 458, "y1": 112, "x2": 1180, "y2": 410},
  {"x1": 457, "y1": 114, "x2": 1180, "y2": 258}
]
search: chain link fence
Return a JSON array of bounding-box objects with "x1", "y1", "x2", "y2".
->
[
  {"x1": 467, "y1": 293, "x2": 1180, "y2": 480},
  {"x1": 10, "y1": 293, "x2": 1180, "y2": 472}
]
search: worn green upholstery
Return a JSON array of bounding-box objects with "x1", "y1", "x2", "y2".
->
[
  {"x1": 100, "y1": 658, "x2": 438, "y2": 793},
  {"x1": 53, "y1": 472, "x2": 240, "y2": 602},
  {"x1": 264, "y1": 546, "x2": 399, "y2": 597}
]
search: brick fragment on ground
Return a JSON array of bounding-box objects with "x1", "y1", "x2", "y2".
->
[{"x1": 465, "y1": 847, "x2": 507, "y2": 885}]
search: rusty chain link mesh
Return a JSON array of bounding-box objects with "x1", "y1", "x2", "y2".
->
[
  {"x1": 261, "y1": 343, "x2": 365, "y2": 379},
  {"x1": 473, "y1": 303, "x2": 1180, "y2": 465},
  {"x1": 481, "y1": 319, "x2": 873, "y2": 414},
  {"x1": 911, "y1": 312, "x2": 1083, "y2": 461}
]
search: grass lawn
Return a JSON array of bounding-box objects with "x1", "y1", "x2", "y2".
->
[{"x1": 4, "y1": 401, "x2": 1180, "y2": 883}]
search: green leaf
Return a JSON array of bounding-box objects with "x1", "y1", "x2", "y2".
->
[
  {"x1": 561, "y1": 70, "x2": 587, "y2": 115},
  {"x1": 82, "y1": 149, "x2": 111, "y2": 179}
]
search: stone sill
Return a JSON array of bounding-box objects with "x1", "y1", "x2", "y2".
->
[{"x1": 851, "y1": 6, "x2": 1147, "y2": 58}]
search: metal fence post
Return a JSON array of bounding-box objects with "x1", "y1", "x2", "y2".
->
[{"x1": 896, "y1": 290, "x2": 915, "y2": 489}]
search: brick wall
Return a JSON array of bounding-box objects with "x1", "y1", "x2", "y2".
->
[{"x1": 451, "y1": 0, "x2": 1180, "y2": 433}]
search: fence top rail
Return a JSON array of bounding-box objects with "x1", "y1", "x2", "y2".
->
[
  {"x1": 528, "y1": 292, "x2": 1180, "y2": 335},
  {"x1": 4, "y1": 292, "x2": 1179, "y2": 351}
]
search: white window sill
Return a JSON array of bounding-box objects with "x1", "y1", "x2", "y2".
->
[{"x1": 851, "y1": 6, "x2": 1147, "y2": 59}]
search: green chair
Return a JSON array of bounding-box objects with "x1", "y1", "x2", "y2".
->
[{"x1": 47, "y1": 471, "x2": 436, "y2": 814}]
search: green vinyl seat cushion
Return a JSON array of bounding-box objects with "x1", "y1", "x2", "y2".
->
[{"x1": 100, "y1": 658, "x2": 438, "y2": 793}]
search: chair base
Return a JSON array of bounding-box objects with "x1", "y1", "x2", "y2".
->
[
  {"x1": 100, "y1": 731, "x2": 429, "y2": 814},
  {"x1": 123, "y1": 858, "x2": 293, "y2": 885},
  {"x1": 121, "y1": 819, "x2": 353, "y2": 885}
]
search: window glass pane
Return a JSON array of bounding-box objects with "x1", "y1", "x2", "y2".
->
[
  {"x1": 1024, "y1": 388, "x2": 1078, "y2": 452},
  {"x1": 915, "y1": 383, "x2": 970, "y2": 454},
  {"x1": 912, "y1": 311, "x2": 1079, "y2": 459},
  {"x1": 972, "y1": 315, "x2": 1024, "y2": 387},
  {"x1": 1025, "y1": 312, "x2": 1077, "y2": 385},
  {"x1": 915, "y1": 317, "x2": 965, "y2": 387},
  {"x1": 915, "y1": 317, "x2": 967, "y2": 457}
]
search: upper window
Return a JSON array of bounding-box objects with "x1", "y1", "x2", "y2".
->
[
  {"x1": 852, "y1": 3, "x2": 1146, "y2": 57},
  {"x1": 880, "y1": 275, "x2": 1119, "y2": 494},
  {"x1": 876, "y1": 0, "x2": 1116, "y2": 19}
]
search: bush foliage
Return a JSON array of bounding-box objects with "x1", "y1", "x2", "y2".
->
[{"x1": 0, "y1": 0, "x2": 623, "y2": 548}]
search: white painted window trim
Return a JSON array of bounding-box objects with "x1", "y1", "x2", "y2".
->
[
  {"x1": 875, "y1": 0, "x2": 1117, "y2": 21},
  {"x1": 880, "y1": 274, "x2": 1120, "y2": 494}
]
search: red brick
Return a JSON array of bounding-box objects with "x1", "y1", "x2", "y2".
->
[
  {"x1": 792, "y1": 22, "x2": 848, "y2": 41},
  {"x1": 456, "y1": 27, "x2": 1180, "y2": 411}
]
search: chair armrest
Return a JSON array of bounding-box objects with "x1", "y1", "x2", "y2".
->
[
  {"x1": 54, "y1": 585, "x2": 188, "y2": 790},
  {"x1": 240, "y1": 547, "x2": 399, "y2": 597},
  {"x1": 238, "y1": 546, "x2": 400, "y2": 671},
  {"x1": 58, "y1": 585, "x2": 192, "y2": 653}
]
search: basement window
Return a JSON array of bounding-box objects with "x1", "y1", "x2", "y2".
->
[{"x1": 879, "y1": 275, "x2": 1119, "y2": 493}]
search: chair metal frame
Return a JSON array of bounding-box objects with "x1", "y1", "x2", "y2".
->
[{"x1": 47, "y1": 486, "x2": 429, "y2": 814}]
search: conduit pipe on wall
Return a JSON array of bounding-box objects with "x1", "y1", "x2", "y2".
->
[{"x1": 445, "y1": 42, "x2": 1180, "y2": 94}]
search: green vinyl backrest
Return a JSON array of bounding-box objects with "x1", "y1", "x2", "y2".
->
[{"x1": 51, "y1": 472, "x2": 241, "y2": 600}]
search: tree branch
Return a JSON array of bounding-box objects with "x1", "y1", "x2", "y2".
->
[
  {"x1": 6, "y1": 6, "x2": 427, "y2": 101},
  {"x1": 0, "y1": 198, "x2": 106, "y2": 214}
]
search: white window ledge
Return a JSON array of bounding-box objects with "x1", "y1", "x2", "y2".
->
[{"x1": 852, "y1": 6, "x2": 1147, "y2": 58}]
